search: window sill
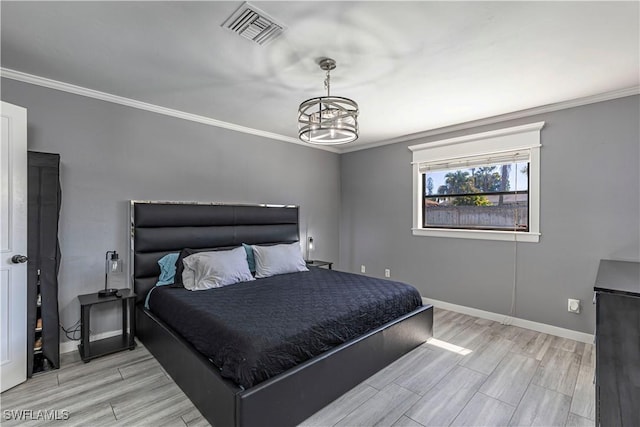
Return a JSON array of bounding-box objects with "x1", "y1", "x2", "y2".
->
[{"x1": 412, "y1": 228, "x2": 540, "y2": 242}]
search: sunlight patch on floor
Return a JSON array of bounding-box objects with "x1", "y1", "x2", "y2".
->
[{"x1": 426, "y1": 337, "x2": 473, "y2": 355}]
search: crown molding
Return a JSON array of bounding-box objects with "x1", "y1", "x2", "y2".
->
[
  {"x1": 0, "y1": 68, "x2": 340, "y2": 154},
  {"x1": 2, "y1": 67, "x2": 636, "y2": 156},
  {"x1": 340, "y1": 86, "x2": 640, "y2": 154}
]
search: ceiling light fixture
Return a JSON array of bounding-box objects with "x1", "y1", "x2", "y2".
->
[{"x1": 298, "y1": 58, "x2": 359, "y2": 145}]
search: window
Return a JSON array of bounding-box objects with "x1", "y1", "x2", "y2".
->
[
  {"x1": 410, "y1": 122, "x2": 544, "y2": 242},
  {"x1": 422, "y1": 156, "x2": 529, "y2": 231}
]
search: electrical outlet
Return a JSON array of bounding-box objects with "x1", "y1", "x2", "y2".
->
[
  {"x1": 568, "y1": 298, "x2": 581, "y2": 313},
  {"x1": 360, "y1": 265, "x2": 366, "y2": 273},
  {"x1": 384, "y1": 269, "x2": 390, "y2": 278}
]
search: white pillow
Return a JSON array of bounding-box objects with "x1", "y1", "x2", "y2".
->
[
  {"x1": 181, "y1": 263, "x2": 196, "y2": 290},
  {"x1": 252, "y1": 242, "x2": 309, "y2": 279},
  {"x1": 181, "y1": 247, "x2": 254, "y2": 291}
]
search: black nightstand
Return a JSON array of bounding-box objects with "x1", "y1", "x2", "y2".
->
[
  {"x1": 306, "y1": 260, "x2": 333, "y2": 269},
  {"x1": 77, "y1": 288, "x2": 136, "y2": 362}
]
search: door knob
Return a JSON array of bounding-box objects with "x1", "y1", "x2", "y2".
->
[{"x1": 11, "y1": 254, "x2": 28, "y2": 264}]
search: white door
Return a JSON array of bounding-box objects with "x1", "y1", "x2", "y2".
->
[{"x1": 1, "y1": 101, "x2": 28, "y2": 392}]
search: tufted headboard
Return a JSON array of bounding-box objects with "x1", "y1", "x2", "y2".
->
[{"x1": 130, "y1": 201, "x2": 300, "y2": 304}]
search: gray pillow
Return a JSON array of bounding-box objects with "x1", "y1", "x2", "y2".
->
[
  {"x1": 182, "y1": 247, "x2": 255, "y2": 291},
  {"x1": 252, "y1": 242, "x2": 309, "y2": 279}
]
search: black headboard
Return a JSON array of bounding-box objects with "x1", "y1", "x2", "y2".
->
[{"x1": 131, "y1": 201, "x2": 300, "y2": 304}]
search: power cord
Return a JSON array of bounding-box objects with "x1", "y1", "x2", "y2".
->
[
  {"x1": 502, "y1": 157, "x2": 521, "y2": 326},
  {"x1": 59, "y1": 320, "x2": 83, "y2": 341}
]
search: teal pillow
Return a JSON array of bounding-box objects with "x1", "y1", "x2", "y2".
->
[
  {"x1": 146, "y1": 252, "x2": 179, "y2": 310},
  {"x1": 157, "y1": 252, "x2": 179, "y2": 285},
  {"x1": 242, "y1": 243, "x2": 256, "y2": 274}
]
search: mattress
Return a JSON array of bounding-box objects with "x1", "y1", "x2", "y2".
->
[{"x1": 148, "y1": 267, "x2": 422, "y2": 389}]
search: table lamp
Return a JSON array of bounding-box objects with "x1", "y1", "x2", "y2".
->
[
  {"x1": 99, "y1": 250, "x2": 122, "y2": 297},
  {"x1": 307, "y1": 236, "x2": 314, "y2": 262}
]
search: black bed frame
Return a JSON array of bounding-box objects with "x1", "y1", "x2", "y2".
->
[{"x1": 131, "y1": 201, "x2": 433, "y2": 427}]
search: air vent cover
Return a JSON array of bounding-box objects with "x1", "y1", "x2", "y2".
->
[{"x1": 222, "y1": 2, "x2": 285, "y2": 46}]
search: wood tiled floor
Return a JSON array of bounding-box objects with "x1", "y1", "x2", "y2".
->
[{"x1": 1, "y1": 308, "x2": 595, "y2": 426}]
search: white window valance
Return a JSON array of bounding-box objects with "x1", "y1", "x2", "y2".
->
[{"x1": 417, "y1": 150, "x2": 531, "y2": 173}]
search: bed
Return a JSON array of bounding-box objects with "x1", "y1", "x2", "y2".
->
[{"x1": 131, "y1": 201, "x2": 433, "y2": 427}]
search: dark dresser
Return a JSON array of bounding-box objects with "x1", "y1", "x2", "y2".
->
[{"x1": 594, "y1": 259, "x2": 640, "y2": 427}]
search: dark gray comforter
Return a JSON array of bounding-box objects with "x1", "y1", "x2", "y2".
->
[{"x1": 148, "y1": 267, "x2": 422, "y2": 389}]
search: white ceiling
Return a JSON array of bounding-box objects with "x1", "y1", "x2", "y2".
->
[{"x1": 1, "y1": 1, "x2": 639, "y2": 152}]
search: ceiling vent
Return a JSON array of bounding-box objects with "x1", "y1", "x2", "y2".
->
[{"x1": 222, "y1": 2, "x2": 285, "y2": 46}]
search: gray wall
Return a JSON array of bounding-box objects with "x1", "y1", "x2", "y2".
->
[
  {"x1": 339, "y1": 95, "x2": 640, "y2": 334},
  {"x1": 2, "y1": 78, "x2": 341, "y2": 343},
  {"x1": 3, "y1": 76, "x2": 637, "y2": 340}
]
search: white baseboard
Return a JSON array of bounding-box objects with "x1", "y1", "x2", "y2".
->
[
  {"x1": 423, "y1": 297, "x2": 594, "y2": 344},
  {"x1": 59, "y1": 329, "x2": 123, "y2": 354}
]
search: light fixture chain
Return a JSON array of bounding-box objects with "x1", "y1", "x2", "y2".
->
[{"x1": 324, "y1": 70, "x2": 331, "y2": 97}]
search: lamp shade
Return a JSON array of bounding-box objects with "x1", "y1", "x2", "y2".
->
[
  {"x1": 306, "y1": 236, "x2": 314, "y2": 261},
  {"x1": 107, "y1": 251, "x2": 123, "y2": 273},
  {"x1": 298, "y1": 96, "x2": 358, "y2": 144}
]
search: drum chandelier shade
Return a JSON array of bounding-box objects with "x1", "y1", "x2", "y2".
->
[{"x1": 298, "y1": 58, "x2": 359, "y2": 145}]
